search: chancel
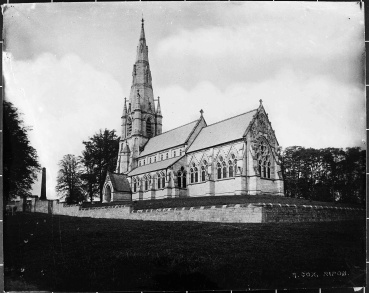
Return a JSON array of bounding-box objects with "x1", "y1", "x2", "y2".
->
[{"x1": 102, "y1": 19, "x2": 284, "y2": 202}]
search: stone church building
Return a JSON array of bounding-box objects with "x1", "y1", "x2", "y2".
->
[{"x1": 102, "y1": 19, "x2": 284, "y2": 202}]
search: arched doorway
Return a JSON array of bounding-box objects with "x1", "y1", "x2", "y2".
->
[{"x1": 105, "y1": 185, "x2": 112, "y2": 202}]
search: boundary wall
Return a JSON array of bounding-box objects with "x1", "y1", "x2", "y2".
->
[{"x1": 9, "y1": 198, "x2": 365, "y2": 223}]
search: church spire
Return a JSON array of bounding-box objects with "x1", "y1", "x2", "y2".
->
[{"x1": 136, "y1": 17, "x2": 148, "y2": 63}]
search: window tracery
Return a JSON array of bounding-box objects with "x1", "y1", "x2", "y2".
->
[
  {"x1": 256, "y1": 139, "x2": 271, "y2": 179},
  {"x1": 143, "y1": 175, "x2": 151, "y2": 191}
]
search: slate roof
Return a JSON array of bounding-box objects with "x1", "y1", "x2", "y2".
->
[
  {"x1": 187, "y1": 109, "x2": 258, "y2": 153},
  {"x1": 139, "y1": 120, "x2": 200, "y2": 157},
  {"x1": 108, "y1": 172, "x2": 131, "y2": 192},
  {"x1": 128, "y1": 156, "x2": 184, "y2": 176}
]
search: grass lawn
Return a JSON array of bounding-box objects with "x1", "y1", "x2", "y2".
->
[
  {"x1": 81, "y1": 194, "x2": 364, "y2": 210},
  {"x1": 4, "y1": 213, "x2": 365, "y2": 291}
]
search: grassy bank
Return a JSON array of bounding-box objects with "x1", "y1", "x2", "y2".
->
[{"x1": 4, "y1": 213, "x2": 365, "y2": 291}]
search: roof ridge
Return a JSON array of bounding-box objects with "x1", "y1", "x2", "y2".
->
[
  {"x1": 155, "y1": 119, "x2": 199, "y2": 137},
  {"x1": 205, "y1": 109, "x2": 258, "y2": 128}
]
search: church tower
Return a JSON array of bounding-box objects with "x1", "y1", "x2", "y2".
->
[{"x1": 117, "y1": 18, "x2": 163, "y2": 174}]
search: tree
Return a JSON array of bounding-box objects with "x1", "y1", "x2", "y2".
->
[
  {"x1": 81, "y1": 129, "x2": 119, "y2": 202},
  {"x1": 4, "y1": 100, "x2": 41, "y2": 203},
  {"x1": 282, "y1": 146, "x2": 365, "y2": 205},
  {"x1": 56, "y1": 154, "x2": 85, "y2": 204}
]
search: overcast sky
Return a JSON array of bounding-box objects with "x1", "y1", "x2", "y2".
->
[{"x1": 3, "y1": 2, "x2": 365, "y2": 198}]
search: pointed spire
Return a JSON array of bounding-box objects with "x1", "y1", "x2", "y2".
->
[
  {"x1": 136, "y1": 17, "x2": 148, "y2": 62},
  {"x1": 156, "y1": 96, "x2": 162, "y2": 116},
  {"x1": 140, "y1": 16, "x2": 145, "y2": 40}
]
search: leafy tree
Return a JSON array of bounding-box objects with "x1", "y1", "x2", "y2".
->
[
  {"x1": 56, "y1": 154, "x2": 85, "y2": 204},
  {"x1": 4, "y1": 100, "x2": 41, "y2": 203},
  {"x1": 81, "y1": 129, "x2": 119, "y2": 202},
  {"x1": 282, "y1": 146, "x2": 365, "y2": 205}
]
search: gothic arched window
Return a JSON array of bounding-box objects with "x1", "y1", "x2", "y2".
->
[
  {"x1": 133, "y1": 177, "x2": 137, "y2": 193},
  {"x1": 178, "y1": 167, "x2": 187, "y2": 188},
  {"x1": 201, "y1": 166, "x2": 206, "y2": 182},
  {"x1": 190, "y1": 168, "x2": 194, "y2": 183},
  {"x1": 217, "y1": 162, "x2": 222, "y2": 179},
  {"x1": 257, "y1": 140, "x2": 271, "y2": 179},
  {"x1": 161, "y1": 172, "x2": 166, "y2": 188},
  {"x1": 194, "y1": 167, "x2": 199, "y2": 183},
  {"x1": 157, "y1": 173, "x2": 161, "y2": 189},
  {"x1": 127, "y1": 117, "x2": 132, "y2": 136},
  {"x1": 144, "y1": 176, "x2": 148, "y2": 191},
  {"x1": 146, "y1": 118, "x2": 152, "y2": 137},
  {"x1": 228, "y1": 160, "x2": 234, "y2": 177},
  {"x1": 222, "y1": 161, "x2": 227, "y2": 178},
  {"x1": 232, "y1": 154, "x2": 237, "y2": 176}
]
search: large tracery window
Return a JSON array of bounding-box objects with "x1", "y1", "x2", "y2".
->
[
  {"x1": 257, "y1": 140, "x2": 272, "y2": 179},
  {"x1": 217, "y1": 154, "x2": 238, "y2": 180},
  {"x1": 146, "y1": 118, "x2": 152, "y2": 137}
]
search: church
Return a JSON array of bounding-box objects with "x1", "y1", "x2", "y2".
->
[{"x1": 102, "y1": 19, "x2": 284, "y2": 202}]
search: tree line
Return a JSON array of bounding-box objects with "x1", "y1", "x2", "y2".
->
[{"x1": 282, "y1": 146, "x2": 365, "y2": 205}]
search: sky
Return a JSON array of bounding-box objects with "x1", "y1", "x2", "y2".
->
[{"x1": 3, "y1": 2, "x2": 365, "y2": 199}]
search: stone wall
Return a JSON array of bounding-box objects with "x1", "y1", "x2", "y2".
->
[
  {"x1": 52, "y1": 201, "x2": 132, "y2": 218},
  {"x1": 130, "y1": 204, "x2": 263, "y2": 223},
  {"x1": 11, "y1": 198, "x2": 364, "y2": 223},
  {"x1": 257, "y1": 203, "x2": 363, "y2": 223}
]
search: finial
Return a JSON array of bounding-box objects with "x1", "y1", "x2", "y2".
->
[
  {"x1": 259, "y1": 99, "x2": 263, "y2": 105},
  {"x1": 141, "y1": 14, "x2": 144, "y2": 26},
  {"x1": 200, "y1": 109, "x2": 204, "y2": 116}
]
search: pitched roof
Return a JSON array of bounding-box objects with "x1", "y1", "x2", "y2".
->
[
  {"x1": 187, "y1": 109, "x2": 257, "y2": 153},
  {"x1": 128, "y1": 156, "x2": 184, "y2": 176},
  {"x1": 139, "y1": 120, "x2": 200, "y2": 157},
  {"x1": 108, "y1": 172, "x2": 131, "y2": 192}
]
